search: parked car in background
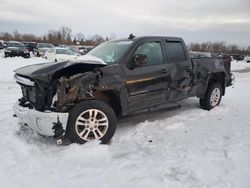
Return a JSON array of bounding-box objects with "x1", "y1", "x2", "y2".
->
[
  {"x1": 26, "y1": 42, "x2": 37, "y2": 52},
  {"x1": 0, "y1": 40, "x2": 4, "y2": 49},
  {"x1": 34, "y1": 43, "x2": 53, "y2": 57},
  {"x1": 4, "y1": 41, "x2": 30, "y2": 58},
  {"x1": 244, "y1": 56, "x2": 250, "y2": 63},
  {"x1": 69, "y1": 46, "x2": 81, "y2": 55},
  {"x1": 74, "y1": 45, "x2": 94, "y2": 55},
  {"x1": 231, "y1": 54, "x2": 244, "y2": 61},
  {"x1": 44, "y1": 47, "x2": 79, "y2": 62},
  {"x1": 56, "y1": 45, "x2": 81, "y2": 55}
]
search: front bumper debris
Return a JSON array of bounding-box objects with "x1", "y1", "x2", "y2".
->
[{"x1": 13, "y1": 102, "x2": 69, "y2": 137}]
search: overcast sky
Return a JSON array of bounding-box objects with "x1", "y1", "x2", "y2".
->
[{"x1": 0, "y1": 0, "x2": 249, "y2": 46}]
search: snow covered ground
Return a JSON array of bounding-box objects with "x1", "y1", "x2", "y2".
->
[
  {"x1": 0, "y1": 54, "x2": 250, "y2": 188},
  {"x1": 231, "y1": 58, "x2": 250, "y2": 72}
]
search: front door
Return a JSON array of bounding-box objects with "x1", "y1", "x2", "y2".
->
[
  {"x1": 164, "y1": 40, "x2": 193, "y2": 100},
  {"x1": 124, "y1": 40, "x2": 170, "y2": 112}
]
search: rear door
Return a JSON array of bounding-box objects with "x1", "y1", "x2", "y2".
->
[
  {"x1": 124, "y1": 39, "x2": 170, "y2": 112},
  {"x1": 164, "y1": 40, "x2": 193, "y2": 100}
]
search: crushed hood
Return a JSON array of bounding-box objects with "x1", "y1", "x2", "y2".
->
[{"x1": 14, "y1": 59, "x2": 107, "y2": 83}]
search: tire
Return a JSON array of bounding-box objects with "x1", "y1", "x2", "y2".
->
[
  {"x1": 65, "y1": 100, "x2": 117, "y2": 144},
  {"x1": 200, "y1": 82, "x2": 222, "y2": 110},
  {"x1": 55, "y1": 59, "x2": 57, "y2": 62}
]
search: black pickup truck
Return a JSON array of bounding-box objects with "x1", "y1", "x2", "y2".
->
[{"x1": 13, "y1": 35, "x2": 233, "y2": 145}]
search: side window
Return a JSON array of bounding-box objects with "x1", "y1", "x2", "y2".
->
[
  {"x1": 134, "y1": 41, "x2": 164, "y2": 65},
  {"x1": 166, "y1": 41, "x2": 187, "y2": 63}
]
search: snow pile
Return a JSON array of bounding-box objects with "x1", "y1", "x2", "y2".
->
[
  {"x1": 231, "y1": 60, "x2": 250, "y2": 72},
  {"x1": 0, "y1": 57, "x2": 250, "y2": 188}
]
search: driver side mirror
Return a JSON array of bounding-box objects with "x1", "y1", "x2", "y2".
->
[{"x1": 129, "y1": 54, "x2": 148, "y2": 69}]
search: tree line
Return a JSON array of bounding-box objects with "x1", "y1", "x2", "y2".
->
[
  {"x1": 1, "y1": 26, "x2": 249, "y2": 55},
  {"x1": 189, "y1": 41, "x2": 250, "y2": 55},
  {"x1": 0, "y1": 26, "x2": 116, "y2": 46}
]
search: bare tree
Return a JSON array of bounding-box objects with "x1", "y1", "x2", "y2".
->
[
  {"x1": 76, "y1": 32, "x2": 85, "y2": 42},
  {"x1": 13, "y1": 30, "x2": 21, "y2": 41},
  {"x1": 59, "y1": 26, "x2": 72, "y2": 43},
  {"x1": 91, "y1": 34, "x2": 105, "y2": 45}
]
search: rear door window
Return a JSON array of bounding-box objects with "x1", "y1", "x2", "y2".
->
[{"x1": 165, "y1": 41, "x2": 187, "y2": 63}]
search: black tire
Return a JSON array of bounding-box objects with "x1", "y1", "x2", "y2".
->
[
  {"x1": 65, "y1": 100, "x2": 117, "y2": 144},
  {"x1": 200, "y1": 82, "x2": 222, "y2": 111},
  {"x1": 55, "y1": 59, "x2": 57, "y2": 62}
]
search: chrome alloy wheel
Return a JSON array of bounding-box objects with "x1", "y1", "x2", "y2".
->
[
  {"x1": 75, "y1": 109, "x2": 109, "y2": 141},
  {"x1": 210, "y1": 88, "x2": 221, "y2": 107}
]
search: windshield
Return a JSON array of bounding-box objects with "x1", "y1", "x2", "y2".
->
[
  {"x1": 38, "y1": 43, "x2": 53, "y2": 48},
  {"x1": 56, "y1": 48, "x2": 75, "y2": 55},
  {"x1": 87, "y1": 41, "x2": 133, "y2": 64},
  {"x1": 7, "y1": 42, "x2": 24, "y2": 48}
]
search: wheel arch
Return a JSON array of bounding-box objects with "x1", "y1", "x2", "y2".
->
[
  {"x1": 92, "y1": 90, "x2": 122, "y2": 116},
  {"x1": 207, "y1": 72, "x2": 226, "y2": 96}
]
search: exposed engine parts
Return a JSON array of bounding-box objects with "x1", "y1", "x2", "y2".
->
[{"x1": 56, "y1": 70, "x2": 101, "y2": 111}]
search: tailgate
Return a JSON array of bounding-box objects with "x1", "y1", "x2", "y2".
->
[{"x1": 223, "y1": 55, "x2": 234, "y2": 86}]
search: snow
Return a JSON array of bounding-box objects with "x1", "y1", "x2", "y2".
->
[
  {"x1": 0, "y1": 54, "x2": 250, "y2": 188},
  {"x1": 231, "y1": 59, "x2": 250, "y2": 72},
  {"x1": 0, "y1": 53, "x2": 49, "y2": 82}
]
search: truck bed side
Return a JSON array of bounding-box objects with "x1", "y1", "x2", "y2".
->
[{"x1": 191, "y1": 57, "x2": 229, "y2": 98}]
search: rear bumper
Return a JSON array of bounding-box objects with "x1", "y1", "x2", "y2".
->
[{"x1": 13, "y1": 102, "x2": 69, "y2": 136}]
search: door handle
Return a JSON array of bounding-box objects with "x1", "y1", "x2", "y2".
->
[{"x1": 160, "y1": 69, "x2": 167, "y2": 74}]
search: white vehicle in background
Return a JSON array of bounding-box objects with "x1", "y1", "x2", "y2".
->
[
  {"x1": 45, "y1": 47, "x2": 80, "y2": 62},
  {"x1": 34, "y1": 43, "x2": 53, "y2": 57}
]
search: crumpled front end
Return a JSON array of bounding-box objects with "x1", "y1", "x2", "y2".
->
[{"x1": 13, "y1": 61, "x2": 104, "y2": 138}]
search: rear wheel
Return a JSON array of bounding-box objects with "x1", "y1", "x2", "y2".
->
[
  {"x1": 200, "y1": 82, "x2": 222, "y2": 110},
  {"x1": 65, "y1": 100, "x2": 117, "y2": 144}
]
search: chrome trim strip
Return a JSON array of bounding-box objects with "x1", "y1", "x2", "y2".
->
[{"x1": 14, "y1": 74, "x2": 34, "y2": 86}]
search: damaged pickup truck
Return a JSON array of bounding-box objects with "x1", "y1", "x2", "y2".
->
[{"x1": 13, "y1": 36, "x2": 233, "y2": 145}]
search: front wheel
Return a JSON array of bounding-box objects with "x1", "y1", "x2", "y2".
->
[
  {"x1": 65, "y1": 100, "x2": 117, "y2": 144},
  {"x1": 200, "y1": 82, "x2": 222, "y2": 110}
]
